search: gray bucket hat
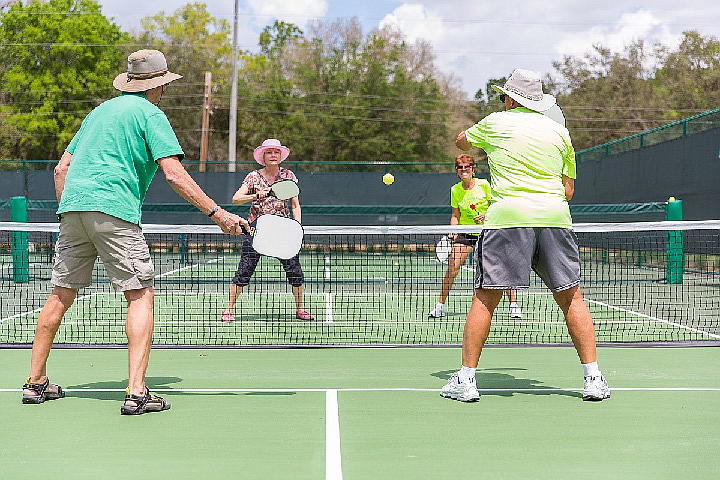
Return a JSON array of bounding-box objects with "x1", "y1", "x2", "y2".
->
[
  {"x1": 112, "y1": 49, "x2": 182, "y2": 92},
  {"x1": 491, "y1": 68, "x2": 556, "y2": 112}
]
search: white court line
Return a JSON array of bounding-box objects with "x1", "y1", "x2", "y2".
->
[
  {"x1": 0, "y1": 291, "x2": 103, "y2": 325},
  {"x1": 325, "y1": 293, "x2": 334, "y2": 323},
  {"x1": 585, "y1": 298, "x2": 720, "y2": 340},
  {"x1": 0, "y1": 257, "x2": 224, "y2": 325},
  {"x1": 325, "y1": 390, "x2": 343, "y2": 480},
  {"x1": 1, "y1": 387, "x2": 719, "y2": 393}
]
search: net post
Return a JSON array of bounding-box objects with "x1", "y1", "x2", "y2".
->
[
  {"x1": 10, "y1": 196, "x2": 29, "y2": 283},
  {"x1": 179, "y1": 233, "x2": 187, "y2": 265},
  {"x1": 665, "y1": 197, "x2": 683, "y2": 284}
]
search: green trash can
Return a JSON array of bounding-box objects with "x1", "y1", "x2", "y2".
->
[{"x1": 10, "y1": 196, "x2": 29, "y2": 283}]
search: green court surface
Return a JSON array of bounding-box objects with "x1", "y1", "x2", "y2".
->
[{"x1": 1, "y1": 346, "x2": 718, "y2": 479}]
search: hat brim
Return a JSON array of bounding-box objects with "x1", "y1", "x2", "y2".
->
[
  {"x1": 491, "y1": 84, "x2": 556, "y2": 112},
  {"x1": 253, "y1": 146, "x2": 290, "y2": 165},
  {"x1": 113, "y1": 71, "x2": 182, "y2": 92}
]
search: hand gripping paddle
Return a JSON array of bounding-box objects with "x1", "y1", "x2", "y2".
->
[{"x1": 247, "y1": 214, "x2": 304, "y2": 259}]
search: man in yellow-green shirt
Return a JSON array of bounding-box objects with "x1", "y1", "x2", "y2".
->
[{"x1": 441, "y1": 69, "x2": 609, "y2": 403}]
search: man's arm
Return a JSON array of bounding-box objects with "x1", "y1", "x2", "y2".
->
[
  {"x1": 562, "y1": 175, "x2": 574, "y2": 201},
  {"x1": 54, "y1": 151, "x2": 73, "y2": 203},
  {"x1": 157, "y1": 156, "x2": 247, "y2": 234},
  {"x1": 455, "y1": 131, "x2": 472, "y2": 151}
]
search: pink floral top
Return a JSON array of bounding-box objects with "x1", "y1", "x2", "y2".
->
[{"x1": 242, "y1": 168, "x2": 298, "y2": 223}]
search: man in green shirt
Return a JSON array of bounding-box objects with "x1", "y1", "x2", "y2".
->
[
  {"x1": 441, "y1": 69, "x2": 609, "y2": 403},
  {"x1": 21, "y1": 50, "x2": 247, "y2": 414}
]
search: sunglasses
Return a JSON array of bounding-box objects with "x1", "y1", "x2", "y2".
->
[
  {"x1": 455, "y1": 164, "x2": 474, "y2": 170},
  {"x1": 499, "y1": 93, "x2": 506, "y2": 102}
]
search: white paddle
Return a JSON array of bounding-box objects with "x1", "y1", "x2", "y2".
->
[
  {"x1": 268, "y1": 179, "x2": 300, "y2": 200},
  {"x1": 435, "y1": 236, "x2": 452, "y2": 264},
  {"x1": 248, "y1": 214, "x2": 304, "y2": 259},
  {"x1": 541, "y1": 104, "x2": 565, "y2": 127}
]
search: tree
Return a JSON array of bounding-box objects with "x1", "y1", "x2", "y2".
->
[
  {"x1": 136, "y1": 2, "x2": 233, "y2": 168},
  {"x1": 550, "y1": 31, "x2": 720, "y2": 149},
  {"x1": 0, "y1": 0, "x2": 129, "y2": 163},
  {"x1": 233, "y1": 18, "x2": 458, "y2": 170}
]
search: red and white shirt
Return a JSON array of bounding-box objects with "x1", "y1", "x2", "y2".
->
[{"x1": 242, "y1": 168, "x2": 298, "y2": 223}]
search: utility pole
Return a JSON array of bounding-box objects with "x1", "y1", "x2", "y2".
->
[
  {"x1": 199, "y1": 71, "x2": 212, "y2": 172},
  {"x1": 228, "y1": 0, "x2": 239, "y2": 172}
]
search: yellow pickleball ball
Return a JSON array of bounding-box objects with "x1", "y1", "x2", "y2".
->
[
  {"x1": 382, "y1": 173, "x2": 394, "y2": 185},
  {"x1": 668, "y1": 196, "x2": 676, "y2": 202}
]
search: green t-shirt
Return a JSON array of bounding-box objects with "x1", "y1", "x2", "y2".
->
[
  {"x1": 464, "y1": 106, "x2": 576, "y2": 228},
  {"x1": 450, "y1": 179, "x2": 491, "y2": 225},
  {"x1": 59, "y1": 92, "x2": 184, "y2": 225}
]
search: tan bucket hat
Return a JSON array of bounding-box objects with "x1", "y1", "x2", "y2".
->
[
  {"x1": 112, "y1": 49, "x2": 182, "y2": 93},
  {"x1": 491, "y1": 68, "x2": 556, "y2": 112}
]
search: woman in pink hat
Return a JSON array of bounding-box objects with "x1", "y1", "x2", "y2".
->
[{"x1": 222, "y1": 139, "x2": 314, "y2": 321}]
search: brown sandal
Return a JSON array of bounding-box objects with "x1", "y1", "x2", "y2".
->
[
  {"x1": 120, "y1": 387, "x2": 171, "y2": 415},
  {"x1": 22, "y1": 377, "x2": 65, "y2": 404}
]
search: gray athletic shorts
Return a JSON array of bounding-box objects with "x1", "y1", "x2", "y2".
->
[
  {"x1": 475, "y1": 227, "x2": 580, "y2": 292},
  {"x1": 52, "y1": 211, "x2": 155, "y2": 292}
]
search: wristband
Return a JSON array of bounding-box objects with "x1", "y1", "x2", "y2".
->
[{"x1": 208, "y1": 205, "x2": 220, "y2": 217}]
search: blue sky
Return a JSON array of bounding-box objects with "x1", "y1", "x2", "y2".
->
[{"x1": 97, "y1": 0, "x2": 720, "y2": 98}]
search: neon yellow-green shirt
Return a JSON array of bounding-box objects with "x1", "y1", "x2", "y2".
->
[
  {"x1": 450, "y1": 179, "x2": 491, "y2": 225},
  {"x1": 464, "y1": 107, "x2": 576, "y2": 228}
]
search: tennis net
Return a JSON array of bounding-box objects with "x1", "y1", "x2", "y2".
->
[{"x1": 1, "y1": 221, "x2": 719, "y2": 346}]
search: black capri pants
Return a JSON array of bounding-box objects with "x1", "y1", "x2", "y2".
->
[{"x1": 231, "y1": 234, "x2": 305, "y2": 287}]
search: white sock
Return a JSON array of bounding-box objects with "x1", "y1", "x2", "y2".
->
[
  {"x1": 510, "y1": 302, "x2": 518, "y2": 307},
  {"x1": 582, "y1": 361, "x2": 601, "y2": 378},
  {"x1": 459, "y1": 365, "x2": 476, "y2": 383}
]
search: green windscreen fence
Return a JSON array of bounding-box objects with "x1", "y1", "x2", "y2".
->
[
  {"x1": 576, "y1": 108, "x2": 720, "y2": 163},
  {"x1": 0, "y1": 200, "x2": 672, "y2": 226}
]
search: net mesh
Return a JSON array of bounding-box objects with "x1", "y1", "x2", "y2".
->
[{"x1": 1, "y1": 221, "x2": 718, "y2": 346}]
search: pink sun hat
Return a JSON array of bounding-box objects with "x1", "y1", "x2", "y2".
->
[{"x1": 253, "y1": 138, "x2": 290, "y2": 165}]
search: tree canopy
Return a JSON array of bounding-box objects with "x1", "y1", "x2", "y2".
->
[
  {"x1": 0, "y1": 0, "x2": 128, "y2": 162},
  {"x1": 1, "y1": 1, "x2": 720, "y2": 168}
]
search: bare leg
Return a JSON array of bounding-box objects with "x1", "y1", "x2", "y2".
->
[
  {"x1": 505, "y1": 289, "x2": 516, "y2": 303},
  {"x1": 461, "y1": 288, "x2": 503, "y2": 367},
  {"x1": 292, "y1": 285, "x2": 304, "y2": 311},
  {"x1": 225, "y1": 283, "x2": 243, "y2": 312},
  {"x1": 438, "y1": 244, "x2": 472, "y2": 303},
  {"x1": 125, "y1": 287, "x2": 154, "y2": 396},
  {"x1": 553, "y1": 286, "x2": 597, "y2": 364},
  {"x1": 26, "y1": 286, "x2": 77, "y2": 392}
]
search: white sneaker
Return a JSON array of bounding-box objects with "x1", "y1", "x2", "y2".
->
[
  {"x1": 440, "y1": 373, "x2": 480, "y2": 402},
  {"x1": 509, "y1": 303, "x2": 523, "y2": 319},
  {"x1": 583, "y1": 375, "x2": 610, "y2": 401},
  {"x1": 429, "y1": 303, "x2": 445, "y2": 318}
]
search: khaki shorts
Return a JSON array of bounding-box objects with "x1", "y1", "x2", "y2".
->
[{"x1": 52, "y1": 212, "x2": 154, "y2": 291}]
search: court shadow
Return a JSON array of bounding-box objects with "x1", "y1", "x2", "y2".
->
[
  {"x1": 66, "y1": 376, "x2": 240, "y2": 401},
  {"x1": 243, "y1": 392, "x2": 296, "y2": 396},
  {"x1": 65, "y1": 377, "x2": 296, "y2": 400},
  {"x1": 432, "y1": 368, "x2": 582, "y2": 399}
]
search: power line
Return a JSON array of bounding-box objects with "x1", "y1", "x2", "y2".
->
[{"x1": 8, "y1": 10, "x2": 720, "y2": 30}]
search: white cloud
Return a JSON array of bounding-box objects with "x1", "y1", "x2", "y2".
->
[
  {"x1": 246, "y1": 0, "x2": 329, "y2": 28},
  {"x1": 555, "y1": 9, "x2": 681, "y2": 58},
  {"x1": 371, "y1": 1, "x2": 717, "y2": 97}
]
